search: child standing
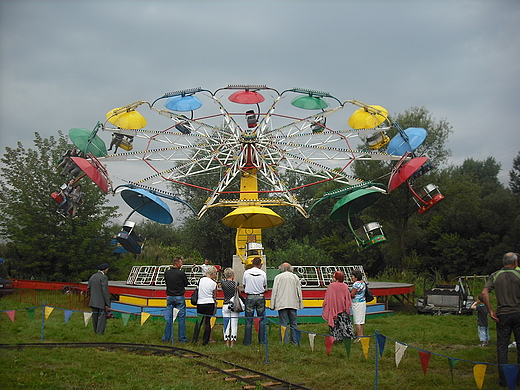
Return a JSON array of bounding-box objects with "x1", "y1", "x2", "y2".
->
[{"x1": 471, "y1": 293, "x2": 490, "y2": 347}]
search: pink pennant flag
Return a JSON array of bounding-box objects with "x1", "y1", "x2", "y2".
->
[
  {"x1": 325, "y1": 336, "x2": 334, "y2": 356},
  {"x1": 254, "y1": 317, "x2": 260, "y2": 334},
  {"x1": 418, "y1": 350, "x2": 431, "y2": 376},
  {"x1": 6, "y1": 310, "x2": 15, "y2": 322}
]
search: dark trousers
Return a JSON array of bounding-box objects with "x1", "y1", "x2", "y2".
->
[
  {"x1": 496, "y1": 312, "x2": 520, "y2": 385},
  {"x1": 192, "y1": 303, "x2": 215, "y2": 345},
  {"x1": 91, "y1": 306, "x2": 107, "y2": 335}
]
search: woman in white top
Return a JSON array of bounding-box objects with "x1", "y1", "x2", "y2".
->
[
  {"x1": 192, "y1": 266, "x2": 217, "y2": 345},
  {"x1": 221, "y1": 268, "x2": 241, "y2": 347}
]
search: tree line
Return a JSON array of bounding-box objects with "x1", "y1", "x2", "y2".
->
[{"x1": 1, "y1": 108, "x2": 518, "y2": 282}]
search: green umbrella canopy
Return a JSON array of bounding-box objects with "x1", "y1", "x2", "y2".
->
[
  {"x1": 69, "y1": 126, "x2": 107, "y2": 157},
  {"x1": 329, "y1": 188, "x2": 384, "y2": 221}
]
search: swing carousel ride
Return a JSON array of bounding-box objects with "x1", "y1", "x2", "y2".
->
[{"x1": 56, "y1": 85, "x2": 444, "y2": 262}]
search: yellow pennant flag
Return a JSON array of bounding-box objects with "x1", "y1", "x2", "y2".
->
[
  {"x1": 308, "y1": 333, "x2": 316, "y2": 351},
  {"x1": 361, "y1": 337, "x2": 370, "y2": 359},
  {"x1": 210, "y1": 316, "x2": 217, "y2": 329},
  {"x1": 473, "y1": 364, "x2": 487, "y2": 390},
  {"x1": 83, "y1": 312, "x2": 92, "y2": 326},
  {"x1": 44, "y1": 306, "x2": 54, "y2": 320},
  {"x1": 141, "y1": 312, "x2": 151, "y2": 326},
  {"x1": 280, "y1": 326, "x2": 287, "y2": 342}
]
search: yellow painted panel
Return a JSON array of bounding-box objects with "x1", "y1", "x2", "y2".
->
[
  {"x1": 120, "y1": 296, "x2": 148, "y2": 305},
  {"x1": 149, "y1": 298, "x2": 166, "y2": 306}
]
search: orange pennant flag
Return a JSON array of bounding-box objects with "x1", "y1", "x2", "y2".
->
[
  {"x1": 418, "y1": 351, "x2": 431, "y2": 376},
  {"x1": 44, "y1": 306, "x2": 54, "y2": 320},
  {"x1": 325, "y1": 336, "x2": 334, "y2": 356},
  {"x1": 361, "y1": 337, "x2": 370, "y2": 359},
  {"x1": 141, "y1": 312, "x2": 151, "y2": 326},
  {"x1": 473, "y1": 364, "x2": 487, "y2": 390},
  {"x1": 6, "y1": 310, "x2": 15, "y2": 322}
]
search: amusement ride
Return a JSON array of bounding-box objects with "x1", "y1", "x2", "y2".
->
[{"x1": 52, "y1": 84, "x2": 444, "y2": 268}]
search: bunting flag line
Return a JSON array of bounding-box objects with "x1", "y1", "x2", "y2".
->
[
  {"x1": 6, "y1": 310, "x2": 15, "y2": 322},
  {"x1": 361, "y1": 337, "x2": 370, "y2": 359},
  {"x1": 418, "y1": 350, "x2": 431, "y2": 376},
  {"x1": 83, "y1": 312, "x2": 92, "y2": 326},
  {"x1": 325, "y1": 335, "x2": 334, "y2": 356},
  {"x1": 395, "y1": 342, "x2": 407, "y2": 367},
  {"x1": 473, "y1": 364, "x2": 486, "y2": 390},
  {"x1": 376, "y1": 333, "x2": 386, "y2": 357},
  {"x1": 309, "y1": 333, "x2": 316, "y2": 352},
  {"x1": 26, "y1": 307, "x2": 35, "y2": 321},
  {"x1": 503, "y1": 364, "x2": 519, "y2": 390},
  {"x1": 141, "y1": 312, "x2": 150, "y2": 326},
  {"x1": 44, "y1": 306, "x2": 54, "y2": 320},
  {"x1": 64, "y1": 310, "x2": 73, "y2": 324},
  {"x1": 343, "y1": 337, "x2": 352, "y2": 358},
  {"x1": 121, "y1": 313, "x2": 131, "y2": 326}
]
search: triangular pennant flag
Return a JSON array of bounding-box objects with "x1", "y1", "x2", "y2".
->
[
  {"x1": 325, "y1": 336, "x2": 334, "y2": 356},
  {"x1": 361, "y1": 337, "x2": 370, "y2": 359},
  {"x1": 44, "y1": 306, "x2": 54, "y2": 320},
  {"x1": 503, "y1": 364, "x2": 519, "y2": 390},
  {"x1": 64, "y1": 310, "x2": 73, "y2": 324},
  {"x1": 343, "y1": 338, "x2": 352, "y2": 358},
  {"x1": 141, "y1": 312, "x2": 151, "y2": 326},
  {"x1": 26, "y1": 307, "x2": 35, "y2": 321},
  {"x1": 418, "y1": 351, "x2": 431, "y2": 376},
  {"x1": 121, "y1": 313, "x2": 131, "y2": 326},
  {"x1": 6, "y1": 310, "x2": 15, "y2": 322},
  {"x1": 280, "y1": 325, "x2": 287, "y2": 342},
  {"x1": 473, "y1": 364, "x2": 486, "y2": 390},
  {"x1": 210, "y1": 316, "x2": 216, "y2": 329},
  {"x1": 295, "y1": 329, "x2": 301, "y2": 346},
  {"x1": 448, "y1": 358, "x2": 458, "y2": 383},
  {"x1": 376, "y1": 333, "x2": 386, "y2": 357},
  {"x1": 84, "y1": 312, "x2": 92, "y2": 326},
  {"x1": 395, "y1": 342, "x2": 407, "y2": 367},
  {"x1": 254, "y1": 317, "x2": 260, "y2": 334},
  {"x1": 172, "y1": 308, "x2": 179, "y2": 323},
  {"x1": 162, "y1": 308, "x2": 171, "y2": 322},
  {"x1": 309, "y1": 333, "x2": 316, "y2": 351}
]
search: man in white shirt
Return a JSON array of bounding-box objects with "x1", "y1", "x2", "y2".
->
[
  {"x1": 242, "y1": 257, "x2": 267, "y2": 345},
  {"x1": 269, "y1": 263, "x2": 303, "y2": 345}
]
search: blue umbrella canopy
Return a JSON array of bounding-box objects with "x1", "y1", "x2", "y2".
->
[
  {"x1": 164, "y1": 95, "x2": 203, "y2": 112},
  {"x1": 120, "y1": 188, "x2": 173, "y2": 224},
  {"x1": 387, "y1": 127, "x2": 427, "y2": 156}
]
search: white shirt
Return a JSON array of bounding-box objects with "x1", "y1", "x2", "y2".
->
[
  {"x1": 243, "y1": 267, "x2": 267, "y2": 294},
  {"x1": 197, "y1": 276, "x2": 217, "y2": 304}
]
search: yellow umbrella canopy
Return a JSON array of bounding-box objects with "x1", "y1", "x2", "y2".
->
[
  {"x1": 106, "y1": 108, "x2": 147, "y2": 130},
  {"x1": 222, "y1": 206, "x2": 284, "y2": 229},
  {"x1": 348, "y1": 105, "x2": 388, "y2": 129}
]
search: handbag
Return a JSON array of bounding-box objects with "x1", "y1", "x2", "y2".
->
[
  {"x1": 231, "y1": 286, "x2": 245, "y2": 313},
  {"x1": 190, "y1": 287, "x2": 199, "y2": 305},
  {"x1": 365, "y1": 283, "x2": 374, "y2": 302}
]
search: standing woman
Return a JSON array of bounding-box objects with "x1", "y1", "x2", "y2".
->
[
  {"x1": 221, "y1": 268, "x2": 240, "y2": 347},
  {"x1": 192, "y1": 266, "x2": 217, "y2": 345},
  {"x1": 350, "y1": 270, "x2": 366, "y2": 341},
  {"x1": 322, "y1": 271, "x2": 355, "y2": 342}
]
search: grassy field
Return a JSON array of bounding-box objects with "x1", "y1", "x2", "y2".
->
[{"x1": 0, "y1": 290, "x2": 505, "y2": 390}]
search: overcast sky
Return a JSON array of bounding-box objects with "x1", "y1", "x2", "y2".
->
[{"x1": 1, "y1": 0, "x2": 519, "y2": 211}]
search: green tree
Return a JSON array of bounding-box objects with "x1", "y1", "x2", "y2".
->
[
  {"x1": 510, "y1": 151, "x2": 520, "y2": 195},
  {"x1": 0, "y1": 132, "x2": 119, "y2": 281}
]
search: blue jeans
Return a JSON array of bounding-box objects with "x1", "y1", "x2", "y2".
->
[
  {"x1": 162, "y1": 295, "x2": 187, "y2": 342},
  {"x1": 478, "y1": 325, "x2": 489, "y2": 342},
  {"x1": 278, "y1": 308, "x2": 298, "y2": 345},
  {"x1": 243, "y1": 294, "x2": 265, "y2": 345},
  {"x1": 496, "y1": 312, "x2": 520, "y2": 386}
]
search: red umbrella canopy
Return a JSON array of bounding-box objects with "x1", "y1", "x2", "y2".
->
[
  {"x1": 228, "y1": 90, "x2": 265, "y2": 104},
  {"x1": 388, "y1": 157, "x2": 429, "y2": 192},
  {"x1": 70, "y1": 157, "x2": 109, "y2": 194}
]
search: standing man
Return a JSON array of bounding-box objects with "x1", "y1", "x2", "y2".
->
[
  {"x1": 162, "y1": 257, "x2": 189, "y2": 343},
  {"x1": 88, "y1": 263, "x2": 111, "y2": 335},
  {"x1": 269, "y1": 263, "x2": 303, "y2": 345},
  {"x1": 481, "y1": 252, "x2": 520, "y2": 387},
  {"x1": 243, "y1": 257, "x2": 267, "y2": 345}
]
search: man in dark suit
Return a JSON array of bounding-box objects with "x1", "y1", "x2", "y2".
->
[{"x1": 88, "y1": 263, "x2": 111, "y2": 335}]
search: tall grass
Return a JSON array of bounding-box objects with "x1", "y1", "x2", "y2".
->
[{"x1": 0, "y1": 291, "x2": 504, "y2": 390}]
